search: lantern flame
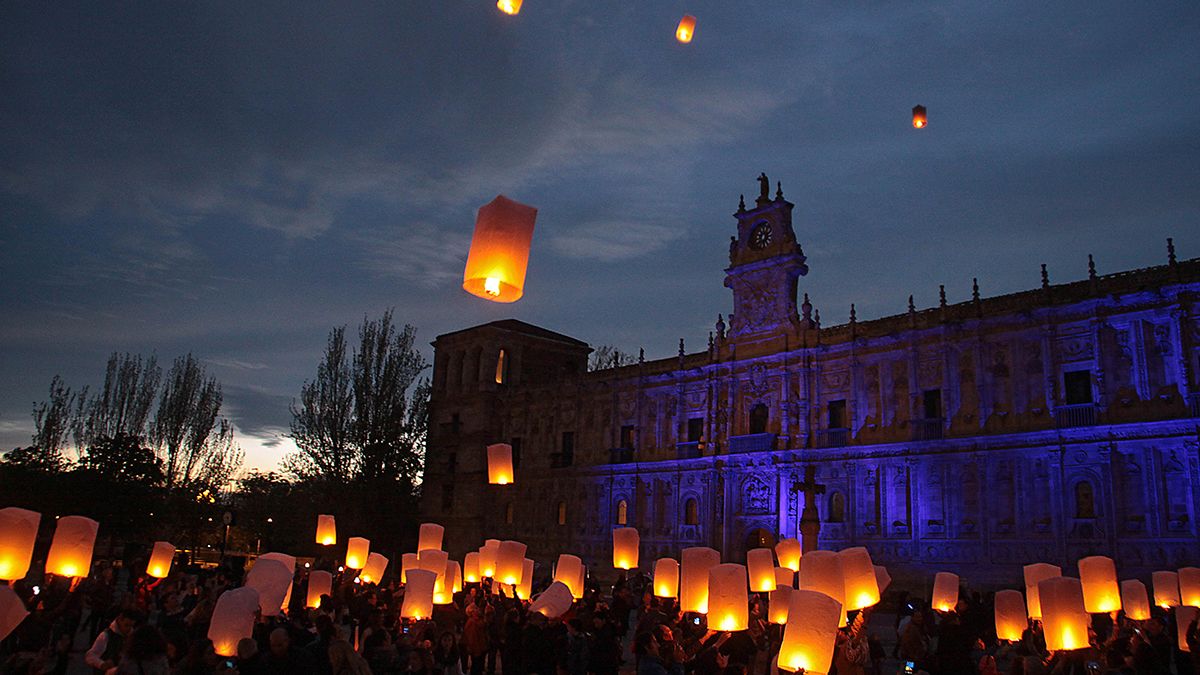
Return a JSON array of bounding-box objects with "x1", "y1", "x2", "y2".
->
[{"x1": 484, "y1": 277, "x2": 501, "y2": 296}]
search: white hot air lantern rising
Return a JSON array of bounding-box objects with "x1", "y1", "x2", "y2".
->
[
  {"x1": 746, "y1": 548, "x2": 776, "y2": 593},
  {"x1": 418, "y1": 549, "x2": 449, "y2": 587},
  {"x1": 776, "y1": 566, "x2": 794, "y2": 589},
  {"x1": 1078, "y1": 556, "x2": 1121, "y2": 613},
  {"x1": 768, "y1": 586, "x2": 792, "y2": 624},
  {"x1": 530, "y1": 581, "x2": 574, "y2": 618},
  {"x1": 146, "y1": 541, "x2": 175, "y2": 579},
  {"x1": 1024, "y1": 563, "x2": 1062, "y2": 619},
  {"x1": 874, "y1": 565, "x2": 892, "y2": 596},
  {"x1": 707, "y1": 564, "x2": 749, "y2": 632},
  {"x1": 837, "y1": 547, "x2": 880, "y2": 611},
  {"x1": 246, "y1": 558, "x2": 292, "y2": 616},
  {"x1": 496, "y1": 0, "x2": 522, "y2": 16},
  {"x1": 612, "y1": 527, "x2": 639, "y2": 570},
  {"x1": 463, "y1": 552, "x2": 481, "y2": 583},
  {"x1": 45, "y1": 515, "x2": 99, "y2": 578},
  {"x1": 447, "y1": 560, "x2": 463, "y2": 594},
  {"x1": 799, "y1": 550, "x2": 846, "y2": 627},
  {"x1": 1121, "y1": 580, "x2": 1151, "y2": 621},
  {"x1": 1153, "y1": 571, "x2": 1181, "y2": 609},
  {"x1": 479, "y1": 540, "x2": 501, "y2": 578},
  {"x1": 209, "y1": 587, "x2": 260, "y2": 657},
  {"x1": 418, "y1": 523, "x2": 444, "y2": 552},
  {"x1": 0, "y1": 586, "x2": 29, "y2": 642},
  {"x1": 931, "y1": 572, "x2": 959, "y2": 613},
  {"x1": 675, "y1": 14, "x2": 696, "y2": 43},
  {"x1": 495, "y1": 540, "x2": 527, "y2": 586},
  {"x1": 401, "y1": 569, "x2": 437, "y2": 620},
  {"x1": 912, "y1": 105, "x2": 928, "y2": 129},
  {"x1": 654, "y1": 558, "x2": 679, "y2": 598},
  {"x1": 994, "y1": 589, "x2": 1027, "y2": 642},
  {"x1": 776, "y1": 538, "x2": 801, "y2": 573},
  {"x1": 515, "y1": 559, "x2": 535, "y2": 600},
  {"x1": 463, "y1": 196, "x2": 537, "y2": 303},
  {"x1": 487, "y1": 444, "x2": 515, "y2": 485},
  {"x1": 1178, "y1": 606, "x2": 1199, "y2": 652},
  {"x1": 345, "y1": 537, "x2": 370, "y2": 570},
  {"x1": 401, "y1": 553, "x2": 419, "y2": 583},
  {"x1": 0, "y1": 507, "x2": 40, "y2": 581},
  {"x1": 680, "y1": 547, "x2": 720, "y2": 614},
  {"x1": 360, "y1": 553, "x2": 388, "y2": 585},
  {"x1": 1179, "y1": 567, "x2": 1200, "y2": 607},
  {"x1": 307, "y1": 570, "x2": 333, "y2": 608},
  {"x1": 777, "y1": 589, "x2": 842, "y2": 674},
  {"x1": 554, "y1": 554, "x2": 585, "y2": 599},
  {"x1": 316, "y1": 514, "x2": 336, "y2": 546},
  {"x1": 1039, "y1": 577, "x2": 1090, "y2": 651}
]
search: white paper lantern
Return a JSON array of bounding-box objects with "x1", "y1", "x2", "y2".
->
[
  {"x1": 776, "y1": 538, "x2": 801, "y2": 573},
  {"x1": 931, "y1": 572, "x2": 959, "y2": 613},
  {"x1": 746, "y1": 548, "x2": 776, "y2": 593},
  {"x1": 768, "y1": 585, "x2": 792, "y2": 624},
  {"x1": 208, "y1": 587, "x2": 260, "y2": 657},
  {"x1": 554, "y1": 554, "x2": 585, "y2": 599},
  {"x1": 654, "y1": 558, "x2": 679, "y2": 598},
  {"x1": 680, "y1": 547, "x2": 720, "y2": 614},
  {"x1": 707, "y1": 564, "x2": 749, "y2": 631},
  {"x1": 1039, "y1": 577, "x2": 1089, "y2": 651},
  {"x1": 778, "y1": 589, "x2": 842, "y2": 674},
  {"x1": 1023, "y1": 563, "x2": 1062, "y2": 619},
  {"x1": 360, "y1": 553, "x2": 389, "y2": 585},
  {"x1": 246, "y1": 558, "x2": 292, "y2": 616},
  {"x1": 0, "y1": 586, "x2": 29, "y2": 641},
  {"x1": 0, "y1": 507, "x2": 40, "y2": 581},
  {"x1": 1179, "y1": 567, "x2": 1200, "y2": 608},
  {"x1": 463, "y1": 551, "x2": 481, "y2": 583},
  {"x1": 306, "y1": 570, "x2": 332, "y2": 608},
  {"x1": 402, "y1": 553, "x2": 419, "y2": 583},
  {"x1": 146, "y1": 541, "x2": 175, "y2": 579},
  {"x1": 612, "y1": 527, "x2": 639, "y2": 570},
  {"x1": 837, "y1": 547, "x2": 880, "y2": 610},
  {"x1": 994, "y1": 589, "x2": 1027, "y2": 641},
  {"x1": 1177, "y1": 606, "x2": 1199, "y2": 653},
  {"x1": 530, "y1": 581, "x2": 574, "y2": 618},
  {"x1": 45, "y1": 515, "x2": 98, "y2": 578},
  {"x1": 1078, "y1": 556, "x2": 1121, "y2": 613},
  {"x1": 315, "y1": 514, "x2": 336, "y2": 546},
  {"x1": 478, "y1": 539, "x2": 501, "y2": 578},
  {"x1": 495, "y1": 540, "x2": 527, "y2": 586},
  {"x1": 418, "y1": 523, "x2": 445, "y2": 552},
  {"x1": 1153, "y1": 570, "x2": 1181, "y2": 609},
  {"x1": 1121, "y1": 579, "x2": 1151, "y2": 621},
  {"x1": 515, "y1": 559, "x2": 534, "y2": 600},
  {"x1": 401, "y1": 569, "x2": 437, "y2": 620},
  {"x1": 799, "y1": 550, "x2": 845, "y2": 627},
  {"x1": 345, "y1": 537, "x2": 370, "y2": 570}
]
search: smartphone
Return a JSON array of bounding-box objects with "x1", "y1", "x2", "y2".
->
[
  {"x1": 692, "y1": 617, "x2": 701, "y2": 625},
  {"x1": 903, "y1": 661, "x2": 915, "y2": 674},
  {"x1": 225, "y1": 660, "x2": 235, "y2": 669},
  {"x1": 1085, "y1": 662, "x2": 1100, "y2": 673}
]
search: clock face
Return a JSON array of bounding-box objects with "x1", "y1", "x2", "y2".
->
[{"x1": 750, "y1": 222, "x2": 772, "y2": 250}]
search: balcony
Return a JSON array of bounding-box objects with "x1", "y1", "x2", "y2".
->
[
  {"x1": 676, "y1": 441, "x2": 702, "y2": 460},
  {"x1": 1054, "y1": 403, "x2": 1098, "y2": 429},
  {"x1": 608, "y1": 447, "x2": 635, "y2": 464},
  {"x1": 728, "y1": 432, "x2": 776, "y2": 454},
  {"x1": 816, "y1": 428, "x2": 850, "y2": 448},
  {"x1": 549, "y1": 451, "x2": 574, "y2": 468},
  {"x1": 910, "y1": 417, "x2": 944, "y2": 441}
]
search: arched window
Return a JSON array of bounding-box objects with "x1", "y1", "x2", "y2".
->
[
  {"x1": 1074, "y1": 481, "x2": 1096, "y2": 519},
  {"x1": 616, "y1": 499, "x2": 628, "y2": 525},
  {"x1": 684, "y1": 498, "x2": 699, "y2": 526},
  {"x1": 749, "y1": 403, "x2": 769, "y2": 434},
  {"x1": 495, "y1": 349, "x2": 508, "y2": 384},
  {"x1": 557, "y1": 500, "x2": 567, "y2": 525},
  {"x1": 829, "y1": 492, "x2": 846, "y2": 523},
  {"x1": 505, "y1": 502, "x2": 514, "y2": 524}
]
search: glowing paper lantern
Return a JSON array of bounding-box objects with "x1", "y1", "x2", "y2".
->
[
  {"x1": 346, "y1": 537, "x2": 370, "y2": 570},
  {"x1": 707, "y1": 564, "x2": 749, "y2": 631},
  {"x1": 360, "y1": 553, "x2": 388, "y2": 584},
  {"x1": 419, "y1": 549, "x2": 449, "y2": 582},
  {"x1": 45, "y1": 515, "x2": 98, "y2": 578},
  {"x1": 402, "y1": 553, "x2": 419, "y2": 583},
  {"x1": 487, "y1": 444, "x2": 515, "y2": 484},
  {"x1": 654, "y1": 558, "x2": 679, "y2": 598},
  {"x1": 259, "y1": 552, "x2": 297, "y2": 612},
  {"x1": 747, "y1": 548, "x2": 776, "y2": 593},
  {"x1": 1179, "y1": 567, "x2": 1200, "y2": 607},
  {"x1": 0, "y1": 586, "x2": 29, "y2": 642},
  {"x1": 463, "y1": 552, "x2": 481, "y2": 583},
  {"x1": 931, "y1": 572, "x2": 959, "y2": 613},
  {"x1": 208, "y1": 587, "x2": 260, "y2": 657},
  {"x1": 912, "y1": 105, "x2": 927, "y2": 129},
  {"x1": 463, "y1": 196, "x2": 537, "y2": 303},
  {"x1": 1153, "y1": 570, "x2": 1181, "y2": 609},
  {"x1": 418, "y1": 523, "x2": 444, "y2": 552},
  {"x1": 994, "y1": 589, "x2": 1027, "y2": 641},
  {"x1": 769, "y1": 586, "x2": 792, "y2": 624},
  {"x1": 146, "y1": 542, "x2": 175, "y2": 579},
  {"x1": 776, "y1": 567, "x2": 794, "y2": 589},
  {"x1": 554, "y1": 554, "x2": 585, "y2": 599},
  {"x1": 1024, "y1": 563, "x2": 1062, "y2": 619},
  {"x1": 479, "y1": 539, "x2": 501, "y2": 578},
  {"x1": 306, "y1": 570, "x2": 332, "y2": 608},
  {"x1": 495, "y1": 540, "x2": 527, "y2": 586},
  {"x1": 246, "y1": 558, "x2": 292, "y2": 616},
  {"x1": 316, "y1": 514, "x2": 336, "y2": 545},
  {"x1": 874, "y1": 565, "x2": 892, "y2": 595},
  {"x1": 1078, "y1": 556, "x2": 1121, "y2": 613},
  {"x1": 612, "y1": 527, "x2": 639, "y2": 570},
  {"x1": 1121, "y1": 580, "x2": 1151, "y2": 621},
  {"x1": 680, "y1": 547, "x2": 721, "y2": 613},
  {"x1": 799, "y1": 550, "x2": 845, "y2": 627},
  {"x1": 1039, "y1": 577, "x2": 1089, "y2": 651},
  {"x1": 777, "y1": 589, "x2": 842, "y2": 674},
  {"x1": 1177, "y1": 606, "x2": 1198, "y2": 653},
  {"x1": 675, "y1": 14, "x2": 696, "y2": 43},
  {"x1": 0, "y1": 507, "x2": 40, "y2": 581},
  {"x1": 448, "y1": 560, "x2": 463, "y2": 594},
  {"x1": 837, "y1": 547, "x2": 880, "y2": 610},
  {"x1": 401, "y1": 569, "x2": 437, "y2": 620},
  {"x1": 515, "y1": 559, "x2": 534, "y2": 600},
  {"x1": 530, "y1": 581, "x2": 574, "y2": 618},
  {"x1": 776, "y1": 538, "x2": 801, "y2": 573},
  {"x1": 496, "y1": 0, "x2": 521, "y2": 16}
]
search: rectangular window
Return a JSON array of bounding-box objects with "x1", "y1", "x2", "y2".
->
[
  {"x1": 510, "y1": 437, "x2": 522, "y2": 469},
  {"x1": 441, "y1": 484, "x2": 454, "y2": 513},
  {"x1": 827, "y1": 399, "x2": 847, "y2": 429},
  {"x1": 1064, "y1": 370, "x2": 1093, "y2": 405},
  {"x1": 495, "y1": 349, "x2": 507, "y2": 384},
  {"x1": 561, "y1": 431, "x2": 574, "y2": 459},
  {"x1": 687, "y1": 417, "x2": 705, "y2": 443},
  {"x1": 923, "y1": 389, "x2": 942, "y2": 419},
  {"x1": 620, "y1": 425, "x2": 635, "y2": 449}
]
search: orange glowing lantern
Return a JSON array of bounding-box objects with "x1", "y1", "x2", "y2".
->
[
  {"x1": 401, "y1": 553, "x2": 419, "y2": 583},
  {"x1": 401, "y1": 569, "x2": 437, "y2": 620},
  {"x1": 768, "y1": 585, "x2": 792, "y2": 624},
  {"x1": 495, "y1": 540, "x2": 527, "y2": 586},
  {"x1": 799, "y1": 550, "x2": 846, "y2": 627},
  {"x1": 360, "y1": 553, "x2": 389, "y2": 584},
  {"x1": 931, "y1": 572, "x2": 959, "y2": 613},
  {"x1": 776, "y1": 538, "x2": 801, "y2": 573},
  {"x1": 0, "y1": 586, "x2": 29, "y2": 642},
  {"x1": 419, "y1": 549, "x2": 449, "y2": 583},
  {"x1": 496, "y1": 0, "x2": 522, "y2": 15},
  {"x1": 912, "y1": 105, "x2": 927, "y2": 129},
  {"x1": 708, "y1": 564, "x2": 749, "y2": 631},
  {"x1": 874, "y1": 565, "x2": 892, "y2": 595},
  {"x1": 746, "y1": 548, "x2": 776, "y2": 593},
  {"x1": 530, "y1": 581, "x2": 574, "y2": 618},
  {"x1": 777, "y1": 589, "x2": 842, "y2": 674},
  {"x1": 994, "y1": 589, "x2": 1027, "y2": 641},
  {"x1": 675, "y1": 14, "x2": 696, "y2": 43},
  {"x1": 612, "y1": 527, "x2": 639, "y2": 570},
  {"x1": 463, "y1": 552, "x2": 481, "y2": 583},
  {"x1": 346, "y1": 537, "x2": 370, "y2": 570},
  {"x1": 1179, "y1": 567, "x2": 1200, "y2": 607},
  {"x1": 680, "y1": 546, "x2": 721, "y2": 613},
  {"x1": 654, "y1": 558, "x2": 679, "y2": 598},
  {"x1": 418, "y1": 523, "x2": 444, "y2": 552},
  {"x1": 487, "y1": 443, "x2": 515, "y2": 485},
  {"x1": 1153, "y1": 571, "x2": 1181, "y2": 609},
  {"x1": 0, "y1": 507, "x2": 40, "y2": 581},
  {"x1": 146, "y1": 541, "x2": 175, "y2": 579},
  {"x1": 1024, "y1": 563, "x2": 1062, "y2": 619},
  {"x1": 479, "y1": 539, "x2": 501, "y2": 578},
  {"x1": 316, "y1": 514, "x2": 336, "y2": 546},
  {"x1": 554, "y1": 554, "x2": 585, "y2": 599},
  {"x1": 1178, "y1": 606, "x2": 1198, "y2": 652},
  {"x1": 306, "y1": 570, "x2": 333, "y2": 608},
  {"x1": 208, "y1": 587, "x2": 259, "y2": 657},
  {"x1": 1078, "y1": 556, "x2": 1121, "y2": 613},
  {"x1": 45, "y1": 515, "x2": 98, "y2": 578},
  {"x1": 837, "y1": 547, "x2": 880, "y2": 611},
  {"x1": 1120, "y1": 580, "x2": 1151, "y2": 621},
  {"x1": 776, "y1": 567, "x2": 794, "y2": 589},
  {"x1": 1038, "y1": 577, "x2": 1089, "y2": 651},
  {"x1": 515, "y1": 559, "x2": 535, "y2": 600},
  {"x1": 463, "y1": 196, "x2": 537, "y2": 303},
  {"x1": 246, "y1": 558, "x2": 292, "y2": 616},
  {"x1": 448, "y1": 560, "x2": 463, "y2": 594}
]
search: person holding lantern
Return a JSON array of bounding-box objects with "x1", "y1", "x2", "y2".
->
[{"x1": 84, "y1": 609, "x2": 142, "y2": 674}]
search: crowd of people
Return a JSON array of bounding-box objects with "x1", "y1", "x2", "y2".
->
[{"x1": 2, "y1": 556, "x2": 1200, "y2": 675}]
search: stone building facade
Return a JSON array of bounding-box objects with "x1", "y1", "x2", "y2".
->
[{"x1": 420, "y1": 181, "x2": 1200, "y2": 587}]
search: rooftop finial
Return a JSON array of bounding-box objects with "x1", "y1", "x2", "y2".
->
[
  {"x1": 1041, "y1": 263, "x2": 1050, "y2": 290},
  {"x1": 801, "y1": 292, "x2": 813, "y2": 326},
  {"x1": 814, "y1": 308, "x2": 821, "y2": 329},
  {"x1": 939, "y1": 284, "x2": 947, "y2": 309},
  {"x1": 1088, "y1": 254, "x2": 1097, "y2": 281},
  {"x1": 679, "y1": 338, "x2": 685, "y2": 357},
  {"x1": 775, "y1": 181, "x2": 783, "y2": 200},
  {"x1": 849, "y1": 303, "x2": 857, "y2": 324},
  {"x1": 715, "y1": 314, "x2": 726, "y2": 341},
  {"x1": 738, "y1": 194, "x2": 746, "y2": 212},
  {"x1": 908, "y1": 295, "x2": 916, "y2": 313},
  {"x1": 1168, "y1": 237, "x2": 1177, "y2": 266},
  {"x1": 972, "y1": 278, "x2": 980, "y2": 304},
  {"x1": 638, "y1": 348, "x2": 645, "y2": 364}
]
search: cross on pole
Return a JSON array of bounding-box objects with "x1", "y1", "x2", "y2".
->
[{"x1": 793, "y1": 465, "x2": 825, "y2": 554}]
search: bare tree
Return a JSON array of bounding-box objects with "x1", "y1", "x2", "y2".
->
[
  {"x1": 30, "y1": 376, "x2": 76, "y2": 467},
  {"x1": 287, "y1": 327, "x2": 356, "y2": 482},
  {"x1": 152, "y1": 354, "x2": 243, "y2": 491},
  {"x1": 78, "y1": 353, "x2": 161, "y2": 450}
]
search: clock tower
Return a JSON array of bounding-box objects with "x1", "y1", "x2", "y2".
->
[{"x1": 723, "y1": 175, "x2": 809, "y2": 342}]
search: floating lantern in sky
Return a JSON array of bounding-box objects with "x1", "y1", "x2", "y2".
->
[
  {"x1": 360, "y1": 553, "x2": 388, "y2": 585},
  {"x1": 246, "y1": 558, "x2": 292, "y2": 616},
  {"x1": 776, "y1": 538, "x2": 801, "y2": 573},
  {"x1": 316, "y1": 514, "x2": 336, "y2": 546},
  {"x1": 768, "y1": 585, "x2": 792, "y2": 624},
  {"x1": 496, "y1": 0, "x2": 522, "y2": 15},
  {"x1": 146, "y1": 542, "x2": 175, "y2": 579},
  {"x1": 447, "y1": 560, "x2": 463, "y2": 594},
  {"x1": 515, "y1": 559, "x2": 534, "y2": 600},
  {"x1": 994, "y1": 590, "x2": 1027, "y2": 642},
  {"x1": 777, "y1": 589, "x2": 842, "y2": 674},
  {"x1": 708, "y1": 564, "x2": 749, "y2": 631},
  {"x1": 531, "y1": 581, "x2": 575, "y2": 618},
  {"x1": 495, "y1": 540, "x2": 527, "y2": 586},
  {"x1": 1078, "y1": 556, "x2": 1121, "y2": 613},
  {"x1": 1178, "y1": 606, "x2": 1199, "y2": 652},
  {"x1": 418, "y1": 523, "x2": 444, "y2": 552},
  {"x1": 479, "y1": 539, "x2": 501, "y2": 578},
  {"x1": 401, "y1": 569, "x2": 437, "y2": 620},
  {"x1": 346, "y1": 537, "x2": 370, "y2": 570},
  {"x1": 1024, "y1": 563, "x2": 1062, "y2": 619},
  {"x1": 799, "y1": 550, "x2": 846, "y2": 627},
  {"x1": 209, "y1": 587, "x2": 260, "y2": 657},
  {"x1": 675, "y1": 14, "x2": 696, "y2": 43},
  {"x1": 418, "y1": 549, "x2": 449, "y2": 585},
  {"x1": 463, "y1": 552, "x2": 481, "y2": 583},
  {"x1": 1179, "y1": 567, "x2": 1200, "y2": 607},
  {"x1": 613, "y1": 527, "x2": 639, "y2": 570},
  {"x1": 680, "y1": 546, "x2": 721, "y2": 613},
  {"x1": 1121, "y1": 580, "x2": 1151, "y2": 621},
  {"x1": 931, "y1": 572, "x2": 959, "y2": 613},
  {"x1": 463, "y1": 196, "x2": 537, "y2": 303},
  {"x1": 487, "y1": 443, "x2": 515, "y2": 484},
  {"x1": 0, "y1": 507, "x2": 40, "y2": 581},
  {"x1": 307, "y1": 570, "x2": 333, "y2": 608},
  {"x1": 746, "y1": 548, "x2": 776, "y2": 593},
  {"x1": 776, "y1": 566, "x2": 794, "y2": 589},
  {"x1": 554, "y1": 554, "x2": 585, "y2": 599},
  {"x1": 837, "y1": 547, "x2": 880, "y2": 611},
  {"x1": 402, "y1": 553, "x2": 419, "y2": 583},
  {"x1": 912, "y1": 105, "x2": 927, "y2": 129},
  {"x1": 0, "y1": 586, "x2": 28, "y2": 642},
  {"x1": 654, "y1": 558, "x2": 679, "y2": 598},
  {"x1": 258, "y1": 552, "x2": 296, "y2": 612},
  {"x1": 1153, "y1": 570, "x2": 1181, "y2": 609},
  {"x1": 1039, "y1": 577, "x2": 1089, "y2": 651},
  {"x1": 45, "y1": 515, "x2": 98, "y2": 578},
  {"x1": 874, "y1": 565, "x2": 892, "y2": 595}
]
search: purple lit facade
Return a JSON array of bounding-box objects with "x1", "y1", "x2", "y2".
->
[{"x1": 421, "y1": 183, "x2": 1200, "y2": 586}]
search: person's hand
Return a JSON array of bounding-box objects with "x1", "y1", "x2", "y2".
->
[{"x1": 715, "y1": 651, "x2": 729, "y2": 669}]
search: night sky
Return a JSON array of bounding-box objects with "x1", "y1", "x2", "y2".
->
[{"x1": 2, "y1": 2, "x2": 1198, "y2": 471}]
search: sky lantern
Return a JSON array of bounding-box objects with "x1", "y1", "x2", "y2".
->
[
  {"x1": 777, "y1": 589, "x2": 842, "y2": 674},
  {"x1": 874, "y1": 565, "x2": 892, "y2": 595},
  {"x1": 401, "y1": 553, "x2": 419, "y2": 583},
  {"x1": 1178, "y1": 606, "x2": 1199, "y2": 652},
  {"x1": 994, "y1": 589, "x2": 1027, "y2": 641},
  {"x1": 776, "y1": 567, "x2": 794, "y2": 589},
  {"x1": 799, "y1": 550, "x2": 845, "y2": 627},
  {"x1": 345, "y1": 537, "x2": 370, "y2": 570},
  {"x1": 447, "y1": 560, "x2": 463, "y2": 594},
  {"x1": 258, "y1": 552, "x2": 296, "y2": 611},
  {"x1": 401, "y1": 569, "x2": 437, "y2": 620},
  {"x1": 1120, "y1": 580, "x2": 1151, "y2": 621},
  {"x1": 530, "y1": 581, "x2": 574, "y2": 618},
  {"x1": 912, "y1": 105, "x2": 927, "y2": 128},
  {"x1": 1179, "y1": 567, "x2": 1200, "y2": 607},
  {"x1": 479, "y1": 539, "x2": 501, "y2": 578},
  {"x1": 745, "y1": 548, "x2": 776, "y2": 593},
  {"x1": 418, "y1": 548, "x2": 449, "y2": 586},
  {"x1": 487, "y1": 443, "x2": 515, "y2": 485},
  {"x1": 612, "y1": 527, "x2": 639, "y2": 570},
  {"x1": 1038, "y1": 577, "x2": 1090, "y2": 651},
  {"x1": 554, "y1": 554, "x2": 585, "y2": 599},
  {"x1": 359, "y1": 553, "x2": 388, "y2": 584},
  {"x1": 708, "y1": 564, "x2": 750, "y2": 631},
  {"x1": 316, "y1": 514, "x2": 336, "y2": 546},
  {"x1": 680, "y1": 547, "x2": 721, "y2": 614},
  {"x1": 0, "y1": 507, "x2": 40, "y2": 581},
  {"x1": 931, "y1": 572, "x2": 959, "y2": 613},
  {"x1": 1153, "y1": 571, "x2": 1181, "y2": 609},
  {"x1": 515, "y1": 559, "x2": 534, "y2": 600},
  {"x1": 45, "y1": 515, "x2": 99, "y2": 578},
  {"x1": 675, "y1": 14, "x2": 696, "y2": 43},
  {"x1": 654, "y1": 558, "x2": 679, "y2": 598},
  {"x1": 1078, "y1": 556, "x2": 1121, "y2": 613},
  {"x1": 418, "y1": 523, "x2": 444, "y2": 552},
  {"x1": 768, "y1": 586, "x2": 792, "y2": 624},
  {"x1": 208, "y1": 587, "x2": 260, "y2": 657},
  {"x1": 146, "y1": 542, "x2": 175, "y2": 579},
  {"x1": 1024, "y1": 563, "x2": 1062, "y2": 619},
  {"x1": 776, "y1": 538, "x2": 801, "y2": 573},
  {"x1": 463, "y1": 552, "x2": 481, "y2": 583},
  {"x1": 495, "y1": 540, "x2": 527, "y2": 586},
  {"x1": 246, "y1": 558, "x2": 292, "y2": 616},
  {"x1": 837, "y1": 547, "x2": 880, "y2": 611},
  {"x1": 0, "y1": 586, "x2": 29, "y2": 642},
  {"x1": 496, "y1": 0, "x2": 521, "y2": 15},
  {"x1": 306, "y1": 570, "x2": 333, "y2": 608},
  {"x1": 463, "y1": 196, "x2": 537, "y2": 303}
]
